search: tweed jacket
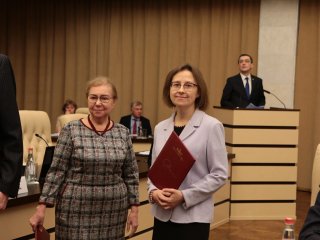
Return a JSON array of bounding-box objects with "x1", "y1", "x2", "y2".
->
[
  {"x1": 220, "y1": 73, "x2": 266, "y2": 108},
  {"x1": 148, "y1": 109, "x2": 228, "y2": 223}
]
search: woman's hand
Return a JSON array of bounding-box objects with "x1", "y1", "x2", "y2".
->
[
  {"x1": 126, "y1": 205, "x2": 139, "y2": 237},
  {"x1": 29, "y1": 204, "x2": 46, "y2": 232},
  {"x1": 152, "y1": 188, "x2": 184, "y2": 210}
]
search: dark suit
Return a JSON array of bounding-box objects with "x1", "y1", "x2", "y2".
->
[
  {"x1": 0, "y1": 54, "x2": 23, "y2": 198},
  {"x1": 119, "y1": 115, "x2": 152, "y2": 136},
  {"x1": 299, "y1": 192, "x2": 320, "y2": 240},
  {"x1": 220, "y1": 74, "x2": 265, "y2": 108}
]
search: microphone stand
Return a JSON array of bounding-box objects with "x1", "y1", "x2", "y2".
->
[
  {"x1": 35, "y1": 133, "x2": 49, "y2": 147},
  {"x1": 264, "y1": 89, "x2": 286, "y2": 109}
]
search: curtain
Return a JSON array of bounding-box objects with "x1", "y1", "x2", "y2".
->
[
  {"x1": 295, "y1": 0, "x2": 320, "y2": 189},
  {"x1": 0, "y1": 0, "x2": 260, "y2": 131}
]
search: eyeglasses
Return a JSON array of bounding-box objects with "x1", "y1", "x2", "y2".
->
[
  {"x1": 88, "y1": 95, "x2": 113, "y2": 103},
  {"x1": 170, "y1": 81, "x2": 198, "y2": 91}
]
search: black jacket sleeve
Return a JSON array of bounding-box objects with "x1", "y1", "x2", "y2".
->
[
  {"x1": 299, "y1": 192, "x2": 320, "y2": 240},
  {"x1": 0, "y1": 54, "x2": 23, "y2": 198}
]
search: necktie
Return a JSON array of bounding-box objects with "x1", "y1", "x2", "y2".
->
[
  {"x1": 132, "y1": 118, "x2": 137, "y2": 134},
  {"x1": 245, "y1": 77, "x2": 250, "y2": 98}
]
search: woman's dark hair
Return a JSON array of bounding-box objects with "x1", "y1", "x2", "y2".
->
[
  {"x1": 62, "y1": 99, "x2": 77, "y2": 113},
  {"x1": 162, "y1": 63, "x2": 208, "y2": 110}
]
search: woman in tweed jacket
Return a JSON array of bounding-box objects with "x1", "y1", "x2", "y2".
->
[{"x1": 30, "y1": 77, "x2": 139, "y2": 239}]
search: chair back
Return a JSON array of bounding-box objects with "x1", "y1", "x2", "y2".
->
[
  {"x1": 311, "y1": 143, "x2": 320, "y2": 205},
  {"x1": 57, "y1": 113, "x2": 88, "y2": 130},
  {"x1": 75, "y1": 107, "x2": 89, "y2": 114},
  {"x1": 19, "y1": 110, "x2": 52, "y2": 178}
]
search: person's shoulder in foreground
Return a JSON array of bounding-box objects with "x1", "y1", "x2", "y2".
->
[
  {"x1": 0, "y1": 53, "x2": 23, "y2": 210},
  {"x1": 299, "y1": 191, "x2": 320, "y2": 240}
]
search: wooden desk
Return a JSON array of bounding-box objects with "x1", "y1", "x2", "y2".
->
[
  {"x1": 2, "y1": 148, "x2": 234, "y2": 240},
  {"x1": 1, "y1": 184, "x2": 55, "y2": 240}
]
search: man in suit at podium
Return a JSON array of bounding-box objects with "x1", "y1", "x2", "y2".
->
[
  {"x1": 120, "y1": 100, "x2": 152, "y2": 136},
  {"x1": 0, "y1": 54, "x2": 23, "y2": 210},
  {"x1": 220, "y1": 53, "x2": 265, "y2": 108}
]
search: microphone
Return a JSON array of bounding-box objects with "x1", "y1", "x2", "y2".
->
[
  {"x1": 35, "y1": 133, "x2": 49, "y2": 146},
  {"x1": 263, "y1": 89, "x2": 286, "y2": 109}
]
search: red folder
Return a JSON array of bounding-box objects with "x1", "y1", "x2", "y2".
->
[
  {"x1": 35, "y1": 226, "x2": 50, "y2": 240},
  {"x1": 148, "y1": 131, "x2": 196, "y2": 189}
]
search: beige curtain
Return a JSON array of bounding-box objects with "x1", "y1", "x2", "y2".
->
[
  {"x1": 295, "y1": 0, "x2": 320, "y2": 190},
  {"x1": 0, "y1": 0, "x2": 260, "y2": 131}
]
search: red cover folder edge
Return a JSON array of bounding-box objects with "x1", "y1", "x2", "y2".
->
[
  {"x1": 35, "y1": 226, "x2": 50, "y2": 240},
  {"x1": 148, "y1": 131, "x2": 196, "y2": 189}
]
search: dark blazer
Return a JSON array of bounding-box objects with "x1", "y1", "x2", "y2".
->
[
  {"x1": 220, "y1": 74, "x2": 265, "y2": 108},
  {"x1": 119, "y1": 115, "x2": 152, "y2": 136},
  {"x1": 0, "y1": 54, "x2": 23, "y2": 198},
  {"x1": 299, "y1": 191, "x2": 320, "y2": 240}
]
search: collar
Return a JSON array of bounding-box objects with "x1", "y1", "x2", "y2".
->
[{"x1": 240, "y1": 73, "x2": 251, "y2": 81}]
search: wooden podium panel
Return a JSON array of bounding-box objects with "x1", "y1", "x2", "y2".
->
[
  {"x1": 214, "y1": 181, "x2": 230, "y2": 203},
  {"x1": 227, "y1": 146, "x2": 298, "y2": 164},
  {"x1": 225, "y1": 128, "x2": 298, "y2": 145},
  {"x1": 231, "y1": 166, "x2": 297, "y2": 182},
  {"x1": 231, "y1": 184, "x2": 297, "y2": 200},
  {"x1": 211, "y1": 202, "x2": 230, "y2": 229},
  {"x1": 213, "y1": 107, "x2": 299, "y2": 220},
  {"x1": 230, "y1": 202, "x2": 296, "y2": 220},
  {"x1": 213, "y1": 108, "x2": 299, "y2": 126}
]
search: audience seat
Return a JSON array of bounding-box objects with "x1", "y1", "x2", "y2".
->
[
  {"x1": 311, "y1": 143, "x2": 320, "y2": 205},
  {"x1": 57, "y1": 113, "x2": 88, "y2": 131},
  {"x1": 19, "y1": 110, "x2": 52, "y2": 178},
  {"x1": 75, "y1": 107, "x2": 89, "y2": 114}
]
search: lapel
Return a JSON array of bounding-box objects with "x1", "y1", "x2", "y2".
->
[
  {"x1": 251, "y1": 76, "x2": 257, "y2": 97},
  {"x1": 159, "y1": 109, "x2": 204, "y2": 142},
  {"x1": 159, "y1": 113, "x2": 175, "y2": 141},
  {"x1": 179, "y1": 109, "x2": 203, "y2": 141},
  {"x1": 162, "y1": 109, "x2": 204, "y2": 141}
]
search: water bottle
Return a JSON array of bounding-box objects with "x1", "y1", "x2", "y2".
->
[
  {"x1": 25, "y1": 147, "x2": 38, "y2": 184},
  {"x1": 282, "y1": 217, "x2": 295, "y2": 240}
]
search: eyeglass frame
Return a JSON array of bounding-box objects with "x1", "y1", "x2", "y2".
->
[
  {"x1": 87, "y1": 94, "x2": 114, "y2": 104},
  {"x1": 170, "y1": 81, "x2": 198, "y2": 91}
]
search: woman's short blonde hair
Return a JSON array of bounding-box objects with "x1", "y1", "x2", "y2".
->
[{"x1": 86, "y1": 76, "x2": 118, "y2": 100}]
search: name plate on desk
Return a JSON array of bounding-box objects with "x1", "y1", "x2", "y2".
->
[{"x1": 18, "y1": 176, "x2": 28, "y2": 194}]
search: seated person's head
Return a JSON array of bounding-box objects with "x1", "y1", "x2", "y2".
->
[
  {"x1": 62, "y1": 99, "x2": 77, "y2": 114},
  {"x1": 131, "y1": 101, "x2": 143, "y2": 118}
]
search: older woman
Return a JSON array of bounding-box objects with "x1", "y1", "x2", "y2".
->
[
  {"x1": 30, "y1": 76, "x2": 139, "y2": 239},
  {"x1": 148, "y1": 64, "x2": 228, "y2": 240}
]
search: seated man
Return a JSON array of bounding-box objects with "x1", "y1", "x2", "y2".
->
[
  {"x1": 120, "y1": 101, "x2": 152, "y2": 136},
  {"x1": 220, "y1": 53, "x2": 265, "y2": 108},
  {"x1": 299, "y1": 191, "x2": 320, "y2": 240}
]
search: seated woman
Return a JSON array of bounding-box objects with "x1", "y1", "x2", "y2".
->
[{"x1": 55, "y1": 99, "x2": 77, "y2": 133}]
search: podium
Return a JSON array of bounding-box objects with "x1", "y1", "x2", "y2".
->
[{"x1": 213, "y1": 107, "x2": 299, "y2": 220}]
